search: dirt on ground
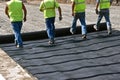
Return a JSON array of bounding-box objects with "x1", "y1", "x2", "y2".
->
[{"x1": 0, "y1": 1, "x2": 120, "y2": 36}]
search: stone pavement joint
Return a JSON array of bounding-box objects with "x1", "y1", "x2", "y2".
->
[{"x1": 0, "y1": 48, "x2": 38, "y2": 80}]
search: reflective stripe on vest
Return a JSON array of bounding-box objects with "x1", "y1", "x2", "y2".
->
[
  {"x1": 7, "y1": 0, "x2": 23, "y2": 22},
  {"x1": 100, "y1": 0, "x2": 110, "y2": 9},
  {"x1": 74, "y1": 0, "x2": 86, "y2": 13}
]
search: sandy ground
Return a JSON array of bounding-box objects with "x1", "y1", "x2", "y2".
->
[
  {"x1": 0, "y1": 49, "x2": 38, "y2": 80},
  {"x1": 0, "y1": 1, "x2": 120, "y2": 35}
]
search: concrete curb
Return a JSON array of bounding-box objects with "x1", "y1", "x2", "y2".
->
[{"x1": 0, "y1": 23, "x2": 106, "y2": 44}]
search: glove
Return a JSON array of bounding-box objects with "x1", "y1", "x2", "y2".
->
[
  {"x1": 95, "y1": 9, "x2": 99, "y2": 14},
  {"x1": 59, "y1": 16, "x2": 62, "y2": 21}
]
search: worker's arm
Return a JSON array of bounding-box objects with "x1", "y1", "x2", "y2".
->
[
  {"x1": 22, "y1": 2, "x2": 27, "y2": 22},
  {"x1": 71, "y1": 1, "x2": 75, "y2": 16},
  {"x1": 5, "y1": 4, "x2": 10, "y2": 18},
  {"x1": 95, "y1": 0, "x2": 99, "y2": 14},
  {"x1": 58, "y1": 7, "x2": 62, "y2": 21},
  {"x1": 39, "y1": 1, "x2": 44, "y2": 12}
]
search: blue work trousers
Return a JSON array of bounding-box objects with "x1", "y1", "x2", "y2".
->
[
  {"x1": 96, "y1": 9, "x2": 111, "y2": 30},
  {"x1": 71, "y1": 12, "x2": 87, "y2": 35},
  {"x1": 45, "y1": 17, "x2": 55, "y2": 41},
  {"x1": 11, "y1": 21, "x2": 23, "y2": 46}
]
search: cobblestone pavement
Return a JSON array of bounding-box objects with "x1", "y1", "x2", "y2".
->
[{"x1": 0, "y1": 2, "x2": 120, "y2": 35}]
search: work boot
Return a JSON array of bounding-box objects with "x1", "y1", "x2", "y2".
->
[
  {"x1": 48, "y1": 40, "x2": 55, "y2": 45},
  {"x1": 93, "y1": 25, "x2": 98, "y2": 31},
  {"x1": 16, "y1": 45, "x2": 23, "y2": 48},
  {"x1": 107, "y1": 27, "x2": 112, "y2": 35},
  {"x1": 70, "y1": 28, "x2": 75, "y2": 34},
  {"x1": 82, "y1": 34, "x2": 87, "y2": 40}
]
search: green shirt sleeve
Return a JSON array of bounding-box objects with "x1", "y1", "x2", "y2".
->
[{"x1": 55, "y1": 1, "x2": 60, "y2": 8}]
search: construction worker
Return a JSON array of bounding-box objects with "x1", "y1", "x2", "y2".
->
[
  {"x1": 5, "y1": 0, "x2": 27, "y2": 48},
  {"x1": 94, "y1": 0, "x2": 113, "y2": 35},
  {"x1": 70, "y1": 0, "x2": 87, "y2": 39},
  {"x1": 39, "y1": 0, "x2": 62, "y2": 45}
]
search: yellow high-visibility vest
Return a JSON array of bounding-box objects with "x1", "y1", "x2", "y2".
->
[
  {"x1": 100, "y1": 0, "x2": 110, "y2": 9},
  {"x1": 7, "y1": 0, "x2": 23, "y2": 22},
  {"x1": 72, "y1": 0, "x2": 86, "y2": 13},
  {"x1": 39, "y1": 0, "x2": 59, "y2": 18}
]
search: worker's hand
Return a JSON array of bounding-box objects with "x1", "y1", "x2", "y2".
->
[
  {"x1": 72, "y1": 12, "x2": 74, "y2": 16},
  {"x1": 24, "y1": 17, "x2": 26, "y2": 22},
  {"x1": 59, "y1": 16, "x2": 62, "y2": 21},
  {"x1": 7, "y1": 15, "x2": 10, "y2": 18},
  {"x1": 95, "y1": 9, "x2": 99, "y2": 15}
]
